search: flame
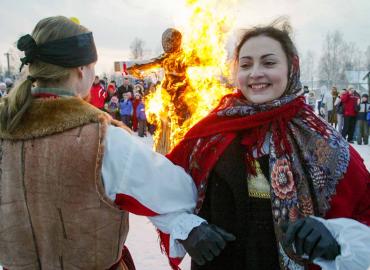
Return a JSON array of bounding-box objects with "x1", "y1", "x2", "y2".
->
[{"x1": 145, "y1": 0, "x2": 237, "y2": 153}]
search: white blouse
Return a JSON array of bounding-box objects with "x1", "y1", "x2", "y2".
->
[{"x1": 101, "y1": 125, "x2": 205, "y2": 258}]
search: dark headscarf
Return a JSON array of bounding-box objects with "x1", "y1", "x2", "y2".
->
[{"x1": 17, "y1": 32, "x2": 97, "y2": 71}]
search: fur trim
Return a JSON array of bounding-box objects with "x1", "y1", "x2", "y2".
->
[{"x1": 0, "y1": 97, "x2": 111, "y2": 140}]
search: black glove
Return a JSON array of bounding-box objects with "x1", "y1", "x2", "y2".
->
[
  {"x1": 180, "y1": 223, "x2": 236, "y2": 265},
  {"x1": 283, "y1": 217, "x2": 340, "y2": 261}
]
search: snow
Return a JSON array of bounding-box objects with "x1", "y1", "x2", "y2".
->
[
  {"x1": 353, "y1": 144, "x2": 370, "y2": 170},
  {"x1": 0, "y1": 134, "x2": 368, "y2": 270},
  {"x1": 125, "y1": 215, "x2": 192, "y2": 270}
]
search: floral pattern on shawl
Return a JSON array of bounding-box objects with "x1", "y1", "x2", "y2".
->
[
  {"x1": 271, "y1": 157, "x2": 296, "y2": 200},
  {"x1": 184, "y1": 96, "x2": 349, "y2": 269},
  {"x1": 217, "y1": 94, "x2": 297, "y2": 118},
  {"x1": 270, "y1": 113, "x2": 348, "y2": 267}
]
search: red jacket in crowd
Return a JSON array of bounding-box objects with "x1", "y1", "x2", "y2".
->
[
  {"x1": 340, "y1": 91, "x2": 359, "y2": 117},
  {"x1": 89, "y1": 83, "x2": 107, "y2": 109},
  {"x1": 132, "y1": 99, "x2": 141, "y2": 131}
]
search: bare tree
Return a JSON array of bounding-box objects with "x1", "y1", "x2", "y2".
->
[
  {"x1": 130, "y1": 38, "x2": 145, "y2": 60},
  {"x1": 318, "y1": 31, "x2": 343, "y2": 87},
  {"x1": 301, "y1": 50, "x2": 315, "y2": 88},
  {"x1": 318, "y1": 30, "x2": 367, "y2": 89},
  {"x1": 365, "y1": 45, "x2": 370, "y2": 70},
  {"x1": 341, "y1": 42, "x2": 363, "y2": 71}
]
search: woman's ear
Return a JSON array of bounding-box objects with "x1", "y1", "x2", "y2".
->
[{"x1": 76, "y1": 66, "x2": 84, "y2": 78}]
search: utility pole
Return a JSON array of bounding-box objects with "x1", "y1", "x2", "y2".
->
[
  {"x1": 4, "y1": 52, "x2": 10, "y2": 77},
  {"x1": 363, "y1": 72, "x2": 370, "y2": 97}
]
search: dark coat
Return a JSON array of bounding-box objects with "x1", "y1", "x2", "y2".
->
[
  {"x1": 117, "y1": 84, "x2": 134, "y2": 100},
  {"x1": 192, "y1": 138, "x2": 279, "y2": 270}
]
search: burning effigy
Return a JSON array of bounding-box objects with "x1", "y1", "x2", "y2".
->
[{"x1": 130, "y1": 0, "x2": 236, "y2": 154}]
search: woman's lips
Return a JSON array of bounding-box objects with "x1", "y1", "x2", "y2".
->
[{"x1": 248, "y1": 83, "x2": 271, "y2": 91}]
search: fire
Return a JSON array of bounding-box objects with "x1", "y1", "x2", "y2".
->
[{"x1": 145, "y1": 0, "x2": 236, "y2": 153}]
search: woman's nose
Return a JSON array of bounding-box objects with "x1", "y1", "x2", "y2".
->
[{"x1": 249, "y1": 65, "x2": 264, "y2": 79}]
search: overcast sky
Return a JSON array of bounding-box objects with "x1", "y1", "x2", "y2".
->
[{"x1": 0, "y1": 0, "x2": 369, "y2": 74}]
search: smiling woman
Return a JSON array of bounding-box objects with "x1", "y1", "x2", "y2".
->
[
  {"x1": 166, "y1": 18, "x2": 370, "y2": 270},
  {"x1": 234, "y1": 20, "x2": 297, "y2": 105},
  {"x1": 237, "y1": 36, "x2": 288, "y2": 104}
]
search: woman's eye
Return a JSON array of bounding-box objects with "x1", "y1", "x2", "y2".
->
[
  {"x1": 240, "y1": 63, "x2": 252, "y2": 69},
  {"x1": 264, "y1": 61, "x2": 275, "y2": 66}
]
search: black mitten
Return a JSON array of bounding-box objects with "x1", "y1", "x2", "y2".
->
[
  {"x1": 180, "y1": 223, "x2": 236, "y2": 265},
  {"x1": 283, "y1": 217, "x2": 340, "y2": 261}
]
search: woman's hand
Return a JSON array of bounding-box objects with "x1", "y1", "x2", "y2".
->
[
  {"x1": 180, "y1": 223, "x2": 236, "y2": 265},
  {"x1": 283, "y1": 217, "x2": 340, "y2": 261}
]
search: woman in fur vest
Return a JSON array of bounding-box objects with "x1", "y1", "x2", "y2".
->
[{"x1": 0, "y1": 16, "x2": 235, "y2": 270}]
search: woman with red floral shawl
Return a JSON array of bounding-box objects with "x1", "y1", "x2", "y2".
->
[{"x1": 166, "y1": 21, "x2": 370, "y2": 270}]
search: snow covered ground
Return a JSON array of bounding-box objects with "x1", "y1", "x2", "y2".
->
[
  {"x1": 355, "y1": 144, "x2": 370, "y2": 170},
  {"x1": 125, "y1": 213, "x2": 192, "y2": 270},
  {"x1": 0, "y1": 134, "x2": 368, "y2": 270}
]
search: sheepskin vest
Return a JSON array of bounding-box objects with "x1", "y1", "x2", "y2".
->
[{"x1": 0, "y1": 97, "x2": 129, "y2": 270}]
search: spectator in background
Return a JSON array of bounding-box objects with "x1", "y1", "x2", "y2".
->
[
  {"x1": 135, "y1": 93, "x2": 147, "y2": 137},
  {"x1": 302, "y1": 85, "x2": 309, "y2": 95},
  {"x1": 302, "y1": 86, "x2": 310, "y2": 105},
  {"x1": 318, "y1": 93, "x2": 325, "y2": 118},
  {"x1": 4, "y1": 78, "x2": 13, "y2": 94},
  {"x1": 103, "y1": 81, "x2": 118, "y2": 117},
  {"x1": 132, "y1": 92, "x2": 141, "y2": 132},
  {"x1": 120, "y1": 93, "x2": 133, "y2": 128},
  {"x1": 328, "y1": 86, "x2": 338, "y2": 128},
  {"x1": 340, "y1": 86, "x2": 359, "y2": 143},
  {"x1": 117, "y1": 76, "x2": 133, "y2": 100},
  {"x1": 127, "y1": 91, "x2": 133, "y2": 102},
  {"x1": 334, "y1": 89, "x2": 345, "y2": 133},
  {"x1": 102, "y1": 76, "x2": 108, "y2": 89},
  {"x1": 356, "y1": 93, "x2": 369, "y2": 145},
  {"x1": 319, "y1": 86, "x2": 336, "y2": 123},
  {"x1": 134, "y1": 83, "x2": 145, "y2": 97},
  {"x1": 99, "y1": 79, "x2": 106, "y2": 90},
  {"x1": 106, "y1": 94, "x2": 120, "y2": 119},
  {"x1": 89, "y1": 75, "x2": 107, "y2": 110},
  {"x1": 353, "y1": 89, "x2": 363, "y2": 141},
  {"x1": 353, "y1": 89, "x2": 361, "y2": 99},
  {"x1": 306, "y1": 91, "x2": 316, "y2": 110},
  {"x1": 106, "y1": 81, "x2": 117, "y2": 100},
  {"x1": 0, "y1": 82, "x2": 7, "y2": 97}
]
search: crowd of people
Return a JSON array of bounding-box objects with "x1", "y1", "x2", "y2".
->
[
  {"x1": 304, "y1": 86, "x2": 370, "y2": 145},
  {"x1": 87, "y1": 75, "x2": 370, "y2": 146},
  {"x1": 88, "y1": 74, "x2": 150, "y2": 137}
]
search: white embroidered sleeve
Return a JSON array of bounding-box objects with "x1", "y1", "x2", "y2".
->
[
  {"x1": 149, "y1": 212, "x2": 206, "y2": 257},
  {"x1": 101, "y1": 125, "x2": 206, "y2": 257}
]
